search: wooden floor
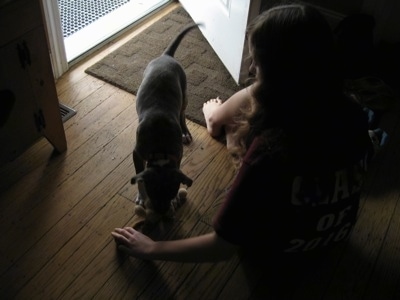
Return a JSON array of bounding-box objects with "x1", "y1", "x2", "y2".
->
[{"x1": 1, "y1": 3, "x2": 400, "y2": 299}]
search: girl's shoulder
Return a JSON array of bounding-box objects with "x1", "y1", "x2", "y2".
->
[{"x1": 243, "y1": 132, "x2": 288, "y2": 167}]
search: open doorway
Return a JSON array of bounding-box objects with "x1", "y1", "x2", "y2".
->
[{"x1": 58, "y1": 0, "x2": 170, "y2": 62}]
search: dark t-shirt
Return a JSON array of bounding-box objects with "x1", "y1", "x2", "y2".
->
[{"x1": 213, "y1": 101, "x2": 371, "y2": 258}]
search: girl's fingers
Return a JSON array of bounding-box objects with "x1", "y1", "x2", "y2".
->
[{"x1": 124, "y1": 227, "x2": 136, "y2": 234}]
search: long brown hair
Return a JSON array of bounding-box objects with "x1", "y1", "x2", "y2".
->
[{"x1": 230, "y1": 3, "x2": 343, "y2": 165}]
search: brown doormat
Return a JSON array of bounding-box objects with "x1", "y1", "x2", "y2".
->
[{"x1": 85, "y1": 5, "x2": 244, "y2": 127}]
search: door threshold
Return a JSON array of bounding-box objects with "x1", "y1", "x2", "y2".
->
[{"x1": 61, "y1": 0, "x2": 170, "y2": 63}]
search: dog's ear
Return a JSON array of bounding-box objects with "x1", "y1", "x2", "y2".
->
[
  {"x1": 131, "y1": 176, "x2": 139, "y2": 184},
  {"x1": 136, "y1": 178, "x2": 150, "y2": 201},
  {"x1": 131, "y1": 173, "x2": 144, "y2": 185},
  {"x1": 132, "y1": 176, "x2": 150, "y2": 203},
  {"x1": 131, "y1": 168, "x2": 154, "y2": 185},
  {"x1": 179, "y1": 171, "x2": 193, "y2": 187}
]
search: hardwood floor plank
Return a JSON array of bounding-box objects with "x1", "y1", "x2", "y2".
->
[
  {"x1": 16, "y1": 193, "x2": 138, "y2": 299},
  {"x1": 1, "y1": 2, "x2": 399, "y2": 299},
  {"x1": 173, "y1": 241, "x2": 241, "y2": 299},
  {"x1": 0, "y1": 104, "x2": 137, "y2": 296},
  {"x1": 363, "y1": 196, "x2": 400, "y2": 300},
  {"x1": 0, "y1": 81, "x2": 127, "y2": 192},
  {"x1": 355, "y1": 120, "x2": 400, "y2": 300},
  {"x1": 91, "y1": 144, "x2": 236, "y2": 299},
  {"x1": 58, "y1": 74, "x2": 106, "y2": 109},
  {"x1": 0, "y1": 89, "x2": 134, "y2": 237},
  {"x1": 0, "y1": 135, "x2": 57, "y2": 192},
  {"x1": 320, "y1": 110, "x2": 400, "y2": 299}
]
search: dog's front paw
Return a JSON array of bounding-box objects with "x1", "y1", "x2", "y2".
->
[
  {"x1": 182, "y1": 133, "x2": 192, "y2": 144},
  {"x1": 134, "y1": 204, "x2": 147, "y2": 218},
  {"x1": 167, "y1": 188, "x2": 188, "y2": 219},
  {"x1": 133, "y1": 220, "x2": 156, "y2": 235},
  {"x1": 147, "y1": 209, "x2": 162, "y2": 224},
  {"x1": 135, "y1": 194, "x2": 144, "y2": 206}
]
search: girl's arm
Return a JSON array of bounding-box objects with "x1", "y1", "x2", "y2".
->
[{"x1": 111, "y1": 227, "x2": 238, "y2": 262}]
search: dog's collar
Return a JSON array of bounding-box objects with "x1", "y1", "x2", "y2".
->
[{"x1": 147, "y1": 153, "x2": 179, "y2": 167}]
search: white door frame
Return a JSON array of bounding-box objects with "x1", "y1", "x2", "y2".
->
[
  {"x1": 179, "y1": 0, "x2": 261, "y2": 85},
  {"x1": 40, "y1": 0, "x2": 68, "y2": 80}
]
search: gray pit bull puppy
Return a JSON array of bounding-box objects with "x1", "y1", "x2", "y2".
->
[{"x1": 131, "y1": 24, "x2": 200, "y2": 223}]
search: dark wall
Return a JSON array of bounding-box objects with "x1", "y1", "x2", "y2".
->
[
  {"x1": 260, "y1": 0, "x2": 363, "y2": 15},
  {"x1": 303, "y1": 0, "x2": 363, "y2": 14}
]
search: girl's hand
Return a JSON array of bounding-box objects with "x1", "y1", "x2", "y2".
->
[{"x1": 111, "y1": 227, "x2": 154, "y2": 259}]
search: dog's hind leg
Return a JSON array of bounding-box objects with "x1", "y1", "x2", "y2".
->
[
  {"x1": 132, "y1": 149, "x2": 145, "y2": 174},
  {"x1": 132, "y1": 149, "x2": 146, "y2": 205},
  {"x1": 180, "y1": 94, "x2": 192, "y2": 144}
]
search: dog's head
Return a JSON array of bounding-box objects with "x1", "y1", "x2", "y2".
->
[{"x1": 131, "y1": 167, "x2": 192, "y2": 214}]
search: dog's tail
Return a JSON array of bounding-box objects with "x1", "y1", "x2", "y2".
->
[{"x1": 163, "y1": 23, "x2": 202, "y2": 57}]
